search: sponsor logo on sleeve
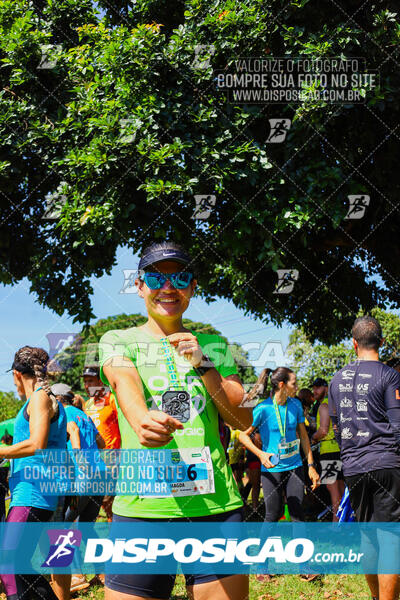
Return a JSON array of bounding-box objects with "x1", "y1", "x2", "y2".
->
[
  {"x1": 341, "y1": 370, "x2": 355, "y2": 380},
  {"x1": 356, "y1": 383, "x2": 369, "y2": 395},
  {"x1": 339, "y1": 383, "x2": 353, "y2": 393},
  {"x1": 356, "y1": 431, "x2": 370, "y2": 437},
  {"x1": 340, "y1": 397, "x2": 352, "y2": 408},
  {"x1": 356, "y1": 400, "x2": 368, "y2": 412},
  {"x1": 341, "y1": 427, "x2": 353, "y2": 439},
  {"x1": 340, "y1": 413, "x2": 352, "y2": 423}
]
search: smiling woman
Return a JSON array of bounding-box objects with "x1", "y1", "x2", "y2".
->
[{"x1": 99, "y1": 240, "x2": 252, "y2": 600}]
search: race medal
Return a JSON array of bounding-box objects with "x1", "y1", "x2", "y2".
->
[
  {"x1": 160, "y1": 337, "x2": 191, "y2": 423},
  {"x1": 162, "y1": 389, "x2": 191, "y2": 423}
]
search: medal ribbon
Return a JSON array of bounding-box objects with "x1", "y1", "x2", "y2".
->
[
  {"x1": 273, "y1": 398, "x2": 287, "y2": 440},
  {"x1": 160, "y1": 337, "x2": 181, "y2": 389}
]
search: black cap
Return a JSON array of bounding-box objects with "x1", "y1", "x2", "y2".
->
[
  {"x1": 312, "y1": 377, "x2": 328, "y2": 387},
  {"x1": 138, "y1": 245, "x2": 191, "y2": 271},
  {"x1": 82, "y1": 366, "x2": 100, "y2": 377},
  {"x1": 7, "y1": 360, "x2": 35, "y2": 376}
]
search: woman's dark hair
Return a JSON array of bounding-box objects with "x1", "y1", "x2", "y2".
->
[
  {"x1": 12, "y1": 346, "x2": 57, "y2": 411},
  {"x1": 73, "y1": 395, "x2": 84, "y2": 411},
  {"x1": 246, "y1": 368, "x2": 272, "y2": 404},
  {"x1": 55, "y1": 394, "x2": 73, "y2": 406},
  {"x1": 297, "y1": 387, "x2": 313, "y2": 408},
  {"x1": 269, "y1": 366, "x2": 294, "y2": 394}
]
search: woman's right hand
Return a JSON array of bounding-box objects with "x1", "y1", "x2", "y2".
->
[
  {"x1": 258, "y1": 451, "x2": 275, "y2": 469},
  {"x1": 136, "y1": 410, "x2": 184, "y2": 447}
]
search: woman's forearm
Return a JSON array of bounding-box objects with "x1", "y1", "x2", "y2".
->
[
  {"x1": 107, "y1": 369, "x2": 149, "y2": 434},
  {"x1": 104, "y1": 358, "x2": 149, "y2": 419},
  {"x1": 238, "y1": 431, "x2": 263, "y2": 459},
  {"x1": 0, "y1": 439, "x2": 43, "y2": 459},
  {"x1": 299, "y1": 425, "x2": 313, "y2": 464},
  {"x1": 199, "y1": 371, "x2": 252, "y2": 429}
]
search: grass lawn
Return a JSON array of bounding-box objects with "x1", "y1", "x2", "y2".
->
[
  {"x1": 1, "y1": 491, "x2": 370, "y2": 599},
  {"x1": 67, "y1": 574, "x2": 370, "y2": 600}
]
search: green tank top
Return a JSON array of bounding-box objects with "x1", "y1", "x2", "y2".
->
[
  {"x1": 317, "y1": 397, "x2": 340, "y2": 454},
  {"x1": 99, "y1": 327, "x2": 243, "y2": 518}
]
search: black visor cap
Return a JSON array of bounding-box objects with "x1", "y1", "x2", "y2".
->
[{"x1": 138, "y1": 248, "x2": 192, "y2": 271}]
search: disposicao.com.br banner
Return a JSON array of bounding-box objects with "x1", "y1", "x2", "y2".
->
[{"x1": 1, "y1": 523, "x2": 399, "y2": 575}]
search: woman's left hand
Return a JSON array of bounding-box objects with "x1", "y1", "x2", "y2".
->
[
  {"x1": 308, "y1": 466, "x2": 320, "y2": 491},
  {"x1": 167, "y1": 333, "x2": 204, "y2": 368}
]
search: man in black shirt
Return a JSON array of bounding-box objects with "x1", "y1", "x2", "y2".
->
[{"x1": 329, "y1": 316, "x2": 400, "y2": 600}]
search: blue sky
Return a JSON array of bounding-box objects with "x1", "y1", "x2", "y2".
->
[{"x1": 0, "y1": 247, "x2": 291, "y2": 392}]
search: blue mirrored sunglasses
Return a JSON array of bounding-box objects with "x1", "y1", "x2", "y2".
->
[{"x1": 140, "y1": 272, "x2": 194, "y2": 290}]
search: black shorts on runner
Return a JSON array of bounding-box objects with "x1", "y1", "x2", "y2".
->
[
  {"x1": 105, "y1": 508, "x2": 243, "y2": 598},
  {"x1": 345, "y1": 467, "x2": 400, "y2": 522}
]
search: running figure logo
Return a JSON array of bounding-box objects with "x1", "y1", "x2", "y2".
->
[
  {"x1": 192, "y1": 195, "x2": 216, "y2": 220},
  {"x1": 266, "y1": 119, "x2": 291, "y2": 143},
  {"x1": 42, "y1": 530, "x2": 82, "y2": 567},
  {"x1": 120, "y1": 269, "x2": 144, "y2": 294},
  {"x1": 273, "y1": 269, "x2": 299, "y2": 294},
  {"x1": 320, "y1": 461, "x2": 340, "y2": 483},
  {"x1": 46, "y1": 333, "x2": 82, "y2": 372},
  {"x1": 345, "y1": 195, "x2": 370, "y2": 219}
]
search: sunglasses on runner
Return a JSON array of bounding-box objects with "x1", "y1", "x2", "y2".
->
[{"x1": 140, "y1": 272, "x2": 194, "y2": 290}]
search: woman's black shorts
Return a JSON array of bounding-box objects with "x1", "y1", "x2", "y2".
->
[{"x1": 105, "y1": 508, "x2": 243, "y2": 599}]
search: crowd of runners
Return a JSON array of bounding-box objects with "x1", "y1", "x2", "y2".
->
[{"x1": 0, "y1": 240, "x2": 400, "y2": 600}]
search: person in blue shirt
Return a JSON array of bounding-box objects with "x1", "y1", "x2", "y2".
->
[
  {"x1": 0, "y1": 346, "x2": 66, "y2": 600},
  {"x1": 50, "y1": 383, "x2": 103, "y2": 453},
  {"x1": 239, "y1": 366, "x2": 319, "y2": 523},
  {"x1": 50, "y1": 383, "x2": 105, "y2": 598}
]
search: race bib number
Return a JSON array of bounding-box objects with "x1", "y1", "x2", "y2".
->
[
  {"x1": 278, "y1": 439, "x2": 300, "y2": 460},
  {"x1": 139, "y1": 447, "x2": 215, "y2": 498}
]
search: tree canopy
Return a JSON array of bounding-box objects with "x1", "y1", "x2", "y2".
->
[
  {"x1": 54, "y1": 313, "x2": 257, "y2": 393},
  {"x1": 1, "y1": 0, "x2": 399, "y2": 342},
  {"x1": 0, "y1": 391, "x2": 22, "y2": 422}
]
